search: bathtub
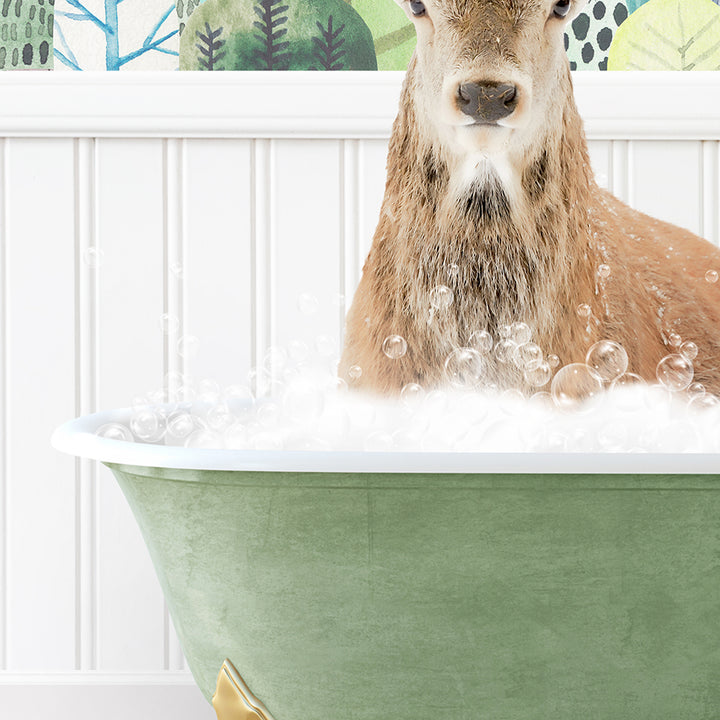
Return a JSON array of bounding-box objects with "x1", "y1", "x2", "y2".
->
[{"x1": 52, "y1": 408, "x2": 720, "y2": 719}]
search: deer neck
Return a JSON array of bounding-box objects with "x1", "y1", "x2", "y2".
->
[{"x1": 378, "y1": 66, "x2": 597, "y2": 345}]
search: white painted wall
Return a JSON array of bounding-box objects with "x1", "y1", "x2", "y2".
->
[{"x1": 0, "y1": 73, "x2": 718, "y2": 719}]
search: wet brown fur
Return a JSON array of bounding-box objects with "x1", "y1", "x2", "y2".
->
[{"x1": 340, "y1": 2, "x2": 720, "y2": 395}]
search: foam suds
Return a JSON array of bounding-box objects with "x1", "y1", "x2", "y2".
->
[
  {"x1": 97, "y1": 370, "x2": 720, "y2": 454},
  {"x1": 95, "y1": 302, "x2": 720, "y2": 453}
]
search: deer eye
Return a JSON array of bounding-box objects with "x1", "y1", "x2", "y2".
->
[
  {"x1": 409, "y1": 0, "x2": 427, "y2": 17},
  {"x1": 552, "y1": 0, "x2": 571, "y2": 18}
]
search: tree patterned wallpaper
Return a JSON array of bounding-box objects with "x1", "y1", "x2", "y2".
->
[{"x1": 1, "y1": 0, "x2": 719, "y2": 71}]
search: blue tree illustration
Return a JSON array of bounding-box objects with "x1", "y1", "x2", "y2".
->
[{"x1": 54, "y1": 0, "x2": 179, "y2": 70}]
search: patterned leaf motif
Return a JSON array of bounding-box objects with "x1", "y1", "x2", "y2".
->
[
  {"x1": 195, "y1": 20, "x2": 225, "y2": 69},
  {"x1": 608, "y1": 0, "x2": 720, "y2": 70},
  {"x1": 0, "y1": 0, "x2": 52, "y2": 69},
  {"x1": 311, "y1": 15, "x2": 346, "y2": 70},
  {"x1": 253, "y1": 0, "x2": 290, "y2": 70}
]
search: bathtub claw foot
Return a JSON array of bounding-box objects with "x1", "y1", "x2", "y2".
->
[{"x1": 212, "y1": 659, "x2": 276, "y2": 720}]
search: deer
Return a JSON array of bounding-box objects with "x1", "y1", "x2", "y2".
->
[{"x1": 339, "y1": 0, "x2": 720, "y2": 397}]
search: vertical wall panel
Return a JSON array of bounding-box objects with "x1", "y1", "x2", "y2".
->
[
  {"x1": 587, "y1": 140, "x2": 611, "y2": 191},
  {"x1": 183, "y1": 139, "x2": 254, "y2": 388},
  {"x1": 163, "y1": 139, "x2": 187, "y2": 672},
  {"x1": 352, "y1": 139, "x2": 388, "y2": 309},
  {"x1": 0, "y1": 139, "x2": 7, "y2": 672},
  {"x1": 610, "y1": 140, "x2": 632, "y2": 204},
  {"x1": 5, "y1": 139, "x2": 77, "y2": 671},
  {"x1": 273, "y1": 140, "x2": 342, "y2": 362},
  {"x1": 702, "y1": 141, "x2": 720, "y2": 247},
  {"x1": 94, "y1": 139, "x2": 166, "y2": 671},
  {"x1": 630, "y1": 141, "x2": 703, "y2": 235},
  {"x1": 75, "y1": 138, "x2": 98, "y2": 672}
]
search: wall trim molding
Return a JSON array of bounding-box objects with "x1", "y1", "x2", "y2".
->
[
  {"x1": 0, "y1": 674, "x2": 215, "y2": 720},
  {"x1": 0, "y1": 71, "x2": 718, "y2": 139},
  {"x1": 0, "y1": 671, "x2": 196, "y2": 684}
]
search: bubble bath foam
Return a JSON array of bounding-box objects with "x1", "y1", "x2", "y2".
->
[{"x1": 53, "y1": 413, "x2": 720, "y2": 719}]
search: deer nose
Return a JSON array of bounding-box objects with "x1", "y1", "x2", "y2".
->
[{"x1": 457, "y1": 82, "x2": 518, "y2": 123}]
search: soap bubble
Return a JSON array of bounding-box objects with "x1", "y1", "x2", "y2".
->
[
  {"x1": 447, "y1": 263, "x2": 460, "y2": 279},
  {"x1": 288, "y1": 339, "x2": 310, "y2": 364},
  {"x1": 687, "y1": 382, "x2": 705, "y2": 399},
  {"x1": 444, "y1": 347, "x2": 485, "y2": 388},
  {"x1": 611, "y1": 372, "x2": 645, "y2": 390},
  {"x1": 177, "y1": 335, "x2": 200, "y2": 358},
  {"x1": 668, "y1": 332, "x2": 682, "y2": 348},
  {"x1": 656, "y1": 354, "x2": 694, "y2": 392},
  {"x1": 400, "y1": 383, "x2": 425, "y2": 408},
  {"x1": 327, "y1": 376, "x2": 348, "y2": 394},
  {"x1": 509, "y1": 322, "x2": 532, "y2": 345},
  {"x1": 551, "y1": 363, "x2": 603, "y2": 412},
  {"x1": 494, "y1": 339, "x2": 516, "y2": 364},
  {"x1": 469, "y1": 330, "x2": 493, "y2": 354},
  {"x1": 680, "y1": 341, "x2": 698, "y2": 361},
  {"x1": 248, "y1": 367, "x2": 272, "y2": 397},
  {"x1": 705, "y1": 270, "x2": 718, "y2": 283},
  {"x1": 690, "y1": 393, "x2": 719, "y2": 411},
  {"x1": 297, "y1": 293, "x2": 319, "y2": 315},
  {"x1": 206, "y1": 403, "x2": 235, "y2": 432},
  {"x1": 163, "y1": 370, "x2": 185, "y2": 394},
  {"x1": 547, "y1": 354, "x2": 561, "y2": 369},
  {"x1": 166, "y1": 411, "x2": 195, "y2": 440},
  {"x1": 576, "y1": 303, "x2": 592, "y2": 318},
  {"x1": 83, "y1": 247, "x2": 104, "y2": 269},
  {"x1": 585, "y1": 340, "x2": 628, "y2": 382},
  {"x1": 530, "y1": 390, "x2": 553, "y2": 407},
  {"x1": 96, "y1": 423, "x2": 132, "y2": 441},
  {"x1": 130, "y1": 409, "x2": 164, "y2": 441},
  {"x1": 264, "y1": 346, "x2": 289, "y2": 375},
  {"x1": 198, "y1": 378, "x2": 220, "y2": 397},
  {"x1": 597, "y1": 264, "x2": 611, "y2": 279},
  {"x1": 430, "y1": 285, "x2": 454, "y2": 310},
  {"x1": 514, "y1": 342, "x2": 542, "y2": 371},
  {"x1": 524, "y1": 361, "x2": 552, "y2": 388},
  {"x1": 348, "y1": 365, "x2": 363, "y2": 382},
  {"x1": 159, "y1": 313, "x2": 180, "y2": 335},
  {"x1": 382, "y1": 335, "x2": 408, "y2": 360}
]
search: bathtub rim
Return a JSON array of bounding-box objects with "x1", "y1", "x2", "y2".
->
[{"x1": 52, "y1": 408, "x2": 720, "y2": 475}]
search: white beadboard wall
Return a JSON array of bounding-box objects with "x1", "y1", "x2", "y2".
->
[{"x1": 0, "y1": 72, "x2": 719, "y2": 720}]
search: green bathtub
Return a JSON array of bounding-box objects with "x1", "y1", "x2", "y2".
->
[{"x1": 53, "y1": 410, "x2": 720, "y2": 719}]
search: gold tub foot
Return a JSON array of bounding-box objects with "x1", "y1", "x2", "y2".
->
[{"x1": 212, "y1": 659, "x2": 276, "y2": 720}]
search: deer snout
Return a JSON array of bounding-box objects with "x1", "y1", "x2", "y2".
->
[{"x1": 457, "y1": 82, "x2": 519, "y2": 124}]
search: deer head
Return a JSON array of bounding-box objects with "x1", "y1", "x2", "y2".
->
[{"x1": 395, "y1": 0, "x2": 589, "y2": 199}]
